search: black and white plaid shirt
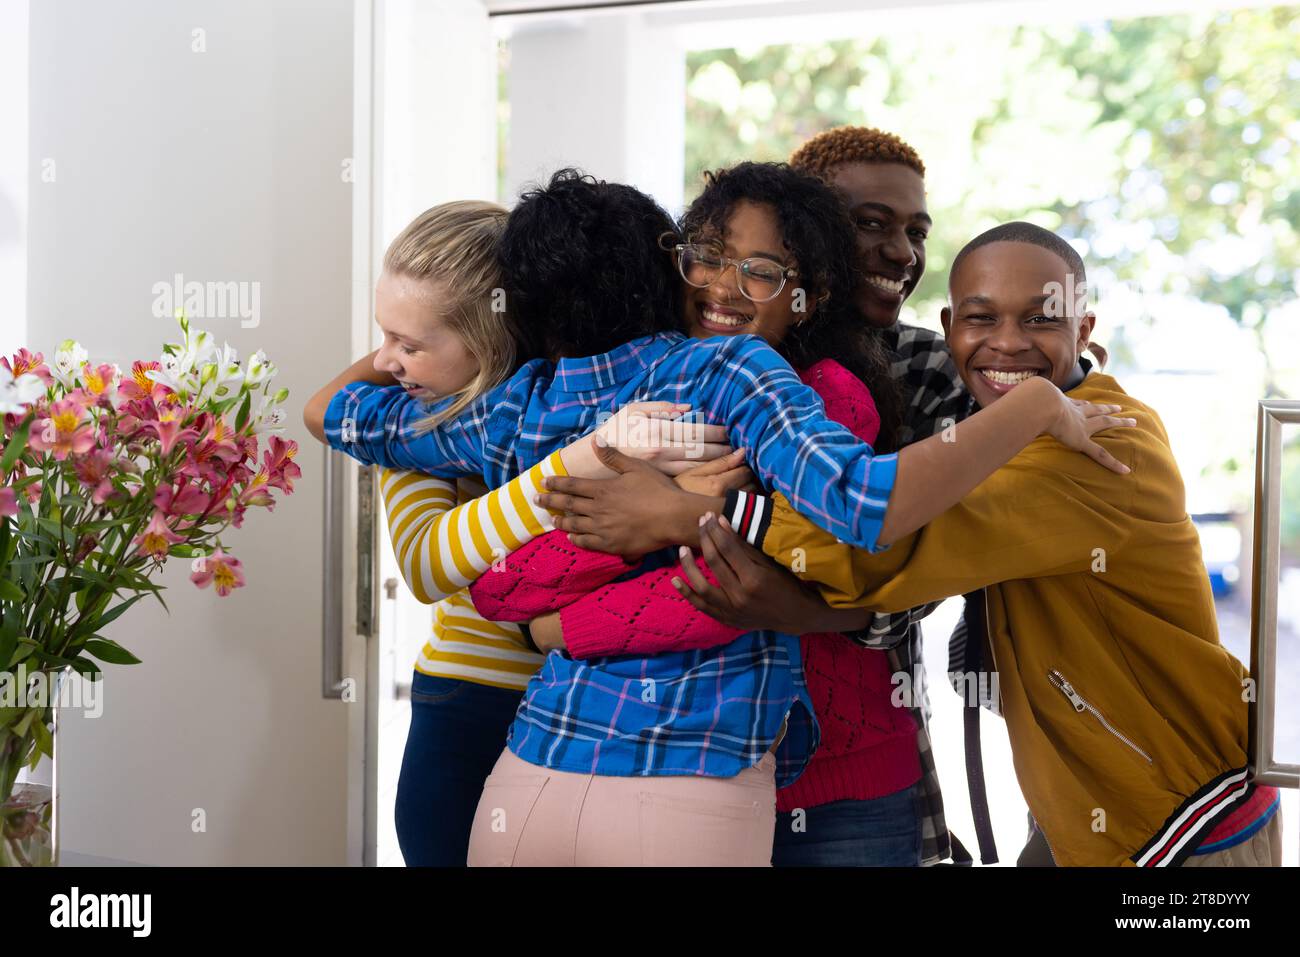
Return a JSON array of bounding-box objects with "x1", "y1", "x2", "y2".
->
[{"x1": 850, "y1": 321, "x2": 968, "y2": 865}]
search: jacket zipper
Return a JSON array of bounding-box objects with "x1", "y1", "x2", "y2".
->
[{"x1": 1047, "y1": 669, "x2": 1153, "y2": 764}]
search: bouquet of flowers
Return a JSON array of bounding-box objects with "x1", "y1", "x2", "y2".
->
[{"x1": 0, "y1": 313, "x2": 299, "y2": 865}]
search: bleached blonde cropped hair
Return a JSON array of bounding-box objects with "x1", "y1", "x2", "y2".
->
[{"x1": 383, "y1": 200, "x2": 517, "y2": 435}]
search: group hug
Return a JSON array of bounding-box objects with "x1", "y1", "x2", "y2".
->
[{"x1": 303, "y1": 125, "x2": 1282, "y2": 868}]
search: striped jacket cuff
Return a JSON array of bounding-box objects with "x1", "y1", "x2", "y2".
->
[
  {"x1": 1131, "y1": 767, "x2": 1252, "y2": 867},
  {"x1": 722, "y1": 490, "x2": 774, "y2": 551}
]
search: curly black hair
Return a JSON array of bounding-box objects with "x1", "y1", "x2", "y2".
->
[
  {"x1": 681, "y1": 161, "x2": 904, "y2": 452},
  {"x1": 498, "y1": 168, "x2": 682, "y2": 361}
]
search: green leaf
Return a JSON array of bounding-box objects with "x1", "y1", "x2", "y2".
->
[
  {"x1": 0, "y1": 418, "x2": 32, "y2": 475},
  {"x1": 81, "y1": 637, "x2": 142, "y2": 665},
  {"x1": 235, "y1": 391, "x2": 252, "y2": 432},
  {"x1": 0, "y1": 614, "x2": 18, "y2": 671},
  {"x1": 87, "y1": 592, "x2": 148, "y2": 631},
  {"x1": 30, "y1": 716, "x2": 53, "y2": 762},
  {"x1": 69, "y1": 563, "x2": 113, "y2": 588},
  {"x1": 8, "y1": 548, "x2": 59, "y2": 564},
  {"x1": 81, "y1": 516, "x2": 138, "y2": 533},
  {"x1": 67, "y1": 657, "x2": 103, "y2": 681},
  {"x1": 0, "y1": 579, "x2": 23, "y2": 603},
  {"x1": 10, "y1": 709, "x2": 34, "y2": 737},
  {"x1": 30, "y1": 647, "x2": 84, "y2": 670}
]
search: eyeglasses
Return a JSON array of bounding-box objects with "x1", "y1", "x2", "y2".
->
[{"x1": 670, "y1": 241, "x2": 799, "y2": 304}]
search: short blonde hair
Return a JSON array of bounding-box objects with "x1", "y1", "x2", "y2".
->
[{"x1": 383, "y1": 200, "x2": 518, "y2": 434}]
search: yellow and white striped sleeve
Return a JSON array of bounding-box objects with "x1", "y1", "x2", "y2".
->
[{"x1": 377, "y1": 450, "x2": 568, "y2": 605}]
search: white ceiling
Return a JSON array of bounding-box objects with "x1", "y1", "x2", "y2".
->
[
  {"x1": 485, "y1": 0, "x2": 790, "y2": 19},
  {"x1": 486, "y1": 0, "x2": 1287, "y2": 45}
]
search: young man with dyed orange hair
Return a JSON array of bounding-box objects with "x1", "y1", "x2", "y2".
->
[
  {"x1": 790, "y1": 126, "x2": 969, "y2": 864},
  {"x1": 792, "y1": 126, "x2": 963, "y2": 444}
]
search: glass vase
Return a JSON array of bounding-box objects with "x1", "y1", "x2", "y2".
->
[{"x1": 1, "y1": 685, "x2": 59, "y2": 867}]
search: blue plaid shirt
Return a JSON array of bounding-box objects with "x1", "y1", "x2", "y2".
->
[{"x1": 324, "y1": 331, "x2": 899, "y2": 785}]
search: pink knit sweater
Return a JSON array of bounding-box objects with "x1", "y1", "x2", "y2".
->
[{"x1": 469, "y1": 358, "x2": 919, "y2": 810}]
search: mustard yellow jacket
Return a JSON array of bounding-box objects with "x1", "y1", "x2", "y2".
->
[{"x1": 750, "y1": 372, "x2": 1252, "y2": 866}]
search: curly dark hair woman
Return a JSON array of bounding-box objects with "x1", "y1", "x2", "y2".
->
[
  {"x1": 498, "y1": 168, "x2": 682, "y2": 362},
  {"x1": 679, "y1": 161, "x2": 904, "y2": 451}
]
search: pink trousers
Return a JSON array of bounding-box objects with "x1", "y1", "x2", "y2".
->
[{"x1": 466, "y1": 747, "x2": 777, "y2": 867}]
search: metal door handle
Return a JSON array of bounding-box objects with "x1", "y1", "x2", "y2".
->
[{"x1": 322, "y1": 447, "x2": 347, "y2": 699}]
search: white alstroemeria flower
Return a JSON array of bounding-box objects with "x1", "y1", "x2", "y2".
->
[
  {"x1": 0, "y1": 367, "x2": 47, "y2": 414},
  {"x1": 148, "y1": 325, "x2": 224, "y2": 399},
  {"x1": 175, "y1": 327, "x2": 218, "y2": 377},
  {"x1": 147, "y1": 350, "x2": 200, "y2": 397},
  {"x1": 243, "y1": 350, "x2": 276, "y2": 389},
  {"x1": 249, "y1": 393, "x2": 288, "y2": 435},
  {"x1": 51, "y1": 340, "x2": 89, "y2": 389},
  {"x1": 177, "y1": 328, "x2": 218, "y2": 375},
  {"x1": 196, "y1": 342, "x2": 244, "y2": 406},
  {"x1": 193, "y1": 327, "x2": 218, "y2": 360}
]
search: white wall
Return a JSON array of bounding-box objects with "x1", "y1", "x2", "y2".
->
[
  {"x1": 504, "y1": 14, "x2": 685, "y2": 213},
  {"x1": 27, "y1": 0, "x2": 357, "y2": 865},
  {"x1": 382, "y1": 0, "x2": 498, "y2": 218},
  {"x1": 0, "y1": 0, "x2": 28, "y2": 355}
]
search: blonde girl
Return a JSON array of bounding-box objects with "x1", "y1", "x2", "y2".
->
[{"x1": 304, "y1": 200, "x2": 727, "y2": 865}]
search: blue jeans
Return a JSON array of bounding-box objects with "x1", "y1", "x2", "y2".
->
[
  {"x1": 771, "y1": 785, "x2": 923, "y2": 867},
  {"x1": 394, "y1": 671, "x2": 523, "y2": 867}
]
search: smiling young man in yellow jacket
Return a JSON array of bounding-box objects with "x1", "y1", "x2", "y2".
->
[
  {"x1": 702, "y1": 223, "x2": 1279, "y2": 868},
  {"x1": 660, "y1": 222, "x2": 1281, "y2": 867}
]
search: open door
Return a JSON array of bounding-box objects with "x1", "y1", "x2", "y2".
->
[
  {"x1": 363, "y1": 0, "x2": 500, "y2": 866},
  {"x1": 25, "y1": 0, "x2": 366, "y2": 865}
]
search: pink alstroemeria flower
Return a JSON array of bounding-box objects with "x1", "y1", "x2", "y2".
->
[
  {"x1": 181, "y1": 414, "x2": 245, "y2": 485},
  {"x1": 153, "y1": 482, "x2": 211, "y2": 517},
  {"x1": 193, "y1": 413, "x2": 244, "y2": 459},
  {"x1": 190, "y1": 547, "x2": 245, "y2": 597},
  {"x1": 73, "y1": 533, "x2": 99, "y2": 563},
  {"x1": 117, "y1": 360, "x2": 173, "y2": 404},
  {"x1": 63, "y1": 387, "x2": 98, "y2": 410},
  {"x1": 142, "y1": 401, "x2": 199, "y2": 456},
  {"x1": 221, "y1": 434, "x2": 259, "y2": 486},
  {"x1": 28, "y1": 398, "x2": 97, "y2": 461},
  {"x1": 224, "y1": 495, "x2": 247, "y2": 529},
  {"x1": 71, "y1": 448, "x2": 120, "y2": 505},
  {"x1": 0, "y1": 486, "x2": 17, "y2": 517},
  {"x1": 237, "y1": 469, "x2": 276, "y2": 511},
  {"x1": 262, "y1": 436, "x2": 300, "y2": 493},
  {"x1": 79, "y1": 362, "x2": 121, "y2": 408},
  {"x1": 2, "y1": 348, "x2": 53, "y2": 387},
  {"x1": 133, "y1": 511, "x2": 185, "y2": 560}
]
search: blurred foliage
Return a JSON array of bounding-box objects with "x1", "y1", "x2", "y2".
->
[
  {"x1": 497, "y1": 40, "x2": 511, "y2": 205},
  {"x1": 685, "y1": 7, "x2": 1300, "y2": 363}
]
